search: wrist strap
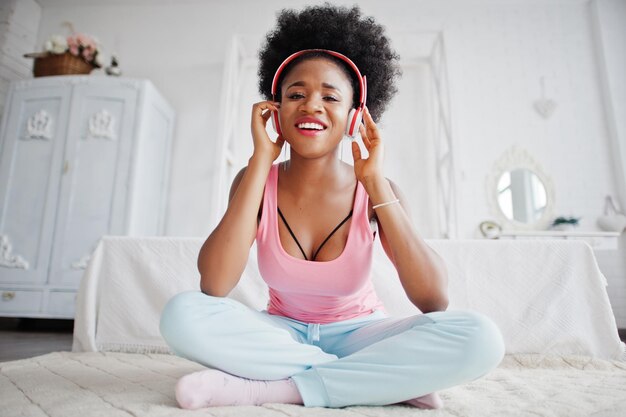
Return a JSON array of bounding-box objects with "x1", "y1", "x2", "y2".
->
[{"x1": 372, "y1": 199, "x2": 400, "y2": 210}]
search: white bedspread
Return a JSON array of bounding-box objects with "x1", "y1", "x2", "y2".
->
[{"x1": 72, "y1": 237, "x2": 625, "y2": 360}]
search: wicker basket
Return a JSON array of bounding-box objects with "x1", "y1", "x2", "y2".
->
[{"x1": 28, "y1": 52, "x2": 95, "y2": 77}]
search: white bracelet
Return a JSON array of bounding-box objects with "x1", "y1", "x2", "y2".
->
[{"x1": 372, "y1": 199, "x2": 400, "y2": 210}]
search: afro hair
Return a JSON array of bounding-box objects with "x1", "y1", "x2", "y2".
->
[{"x1": 258, "y1": 3, "x2": 401, "y2": 122}]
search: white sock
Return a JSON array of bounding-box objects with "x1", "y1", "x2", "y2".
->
[
  {"x1": 402, "y1": 392, "x2": 443, "y2": 409},
  {"x1": 175, "y1": 368, "x2": 303, "y2": 409}
]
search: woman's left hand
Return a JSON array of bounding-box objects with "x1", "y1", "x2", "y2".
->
[{"x1": 351, "y1": 106, "x2": 385, "y2": 183}]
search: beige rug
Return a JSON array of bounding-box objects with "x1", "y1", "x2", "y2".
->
[{"x1": 1, "y1": 352, "x2": 625, "y2": 417}]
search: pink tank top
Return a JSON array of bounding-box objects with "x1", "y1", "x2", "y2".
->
[{"x1": 256, "y1": 163, "x2": 385, "y2": 324}]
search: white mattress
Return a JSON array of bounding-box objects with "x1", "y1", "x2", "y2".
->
[
  {"x1": 72, "y1": 236, "x2": 624, "y2": 360},
  {"x1": 2, "y1": 351, "x2": 625, "y2": 417}
]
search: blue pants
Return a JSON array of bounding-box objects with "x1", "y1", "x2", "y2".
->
[{"x1": 160, "y1": 291, "x2": 505, "y2": 408}]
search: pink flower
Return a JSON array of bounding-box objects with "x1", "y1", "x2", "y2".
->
[
  {"x1": 67, "y1": 35, "x2": 79, "y2": 49},
  {"x1": 76, "y1": 33, "x2": 96, "y2": 50},
  {"x1": 63, "y1": 33, "x2": 100, "y2": 63},
  {"x1": 82, "y1": 49, "x2": 94, "y2": 61}
]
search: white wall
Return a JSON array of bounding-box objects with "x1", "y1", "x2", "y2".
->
[
  {"x1": 590, "y1": 0, "x2": 626, "y2": 330},
  {"x1": 34, "y1": 0, "x2": 618, "y2": 232},
  {"x1": 29, "y1": 0, "x2": 626, "y2": 324},
  {"x1": 0, "y1": 0, "x2": 40, "y2": 116},
  {"x1": 592, "y1": 0, "x2": 626, "y2": 212}
]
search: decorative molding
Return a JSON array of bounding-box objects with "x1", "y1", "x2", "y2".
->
[
  {"x1": 485, "y1": 146, "x2": 556, "y2": 231},
  {"x1": 0, "y1": 235, "x2": 29, "y2": 269},
  {"x1": 71, "y1": 253, "x2": 91, "y2": 270},
  {"x1": 87, "y1": 109, "x2": 116, "y2": 140},
  {"x1": 24, "y1": 109, "x2": 53, "y2": 140}
]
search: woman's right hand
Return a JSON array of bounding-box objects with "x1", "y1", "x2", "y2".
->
[{"x1": 251, "y1": 101, "x2": 285, "y2": 163}]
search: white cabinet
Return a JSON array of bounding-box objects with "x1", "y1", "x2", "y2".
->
[{"x1": 0, "y1": 76, "x2": 175, "y2": 318}]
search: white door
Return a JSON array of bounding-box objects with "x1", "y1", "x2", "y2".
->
[
  {"x1": 0, "y1": 86, "x2": 71, "y2": 284},
  {"x1": 48, "y1": 83, "x2": 138, "y2": 286}
]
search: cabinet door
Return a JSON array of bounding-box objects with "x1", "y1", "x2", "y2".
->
[
  {"x1": 48, "y1": 83, "x2": 138, "y2": 286},
  {"x1": 0, "y1": 85, "x2": 71, "y2": 284}
]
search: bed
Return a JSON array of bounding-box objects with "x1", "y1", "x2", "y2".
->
[{"x1": 1, "y1": 236, "x2": 625, "y2": 416}]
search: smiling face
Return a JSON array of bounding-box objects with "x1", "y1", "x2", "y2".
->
[{"x1": 278, "y1": 57, "x2": 354, "y2": 158}]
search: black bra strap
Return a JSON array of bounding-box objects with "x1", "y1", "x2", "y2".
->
[
  {"x1": 277, "y1": 207, "x2": 309, "y2": 260},
  {"x1": 311, "y1": 210, "x2": 353, "y2": 261},
  {"x1": 277, "y1": 207, "x2": 354, "y2": 261}
]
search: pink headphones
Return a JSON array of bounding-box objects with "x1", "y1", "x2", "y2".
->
[{"x1": 270, "y1": 49, "x2": 367, "y2": 138}]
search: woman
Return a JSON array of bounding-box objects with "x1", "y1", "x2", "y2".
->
[{"x1": 160, "y1": 4, "x2": 504, "y2": 409}]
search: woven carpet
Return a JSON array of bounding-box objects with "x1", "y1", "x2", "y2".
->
[{"x1": 2, "y1": 352, "x2": 625, "y2": 416}]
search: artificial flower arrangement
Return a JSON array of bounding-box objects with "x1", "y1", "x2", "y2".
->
[
  {"x1": 24, "y1": 32, "x2": 104, "y2": 77},
  {"x1": 46, "y1": 33, "x2": 104, "y2": 67}
]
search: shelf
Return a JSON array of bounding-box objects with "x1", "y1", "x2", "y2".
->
[
  {"x1": 498, "y1": 230, "x2": 620, "y2": 251},
  {"x1": 500, "y1": 231, "x2": 620, "y2": 238}
]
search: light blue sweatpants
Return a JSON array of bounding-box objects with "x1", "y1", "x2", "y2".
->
[{"x1": 159, "y1": 291, "x2": 505, "y2": 408}]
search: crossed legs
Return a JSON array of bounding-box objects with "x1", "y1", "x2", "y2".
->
[{"x1": 160, "y1": 291, "x2": 505, "y2": 408}]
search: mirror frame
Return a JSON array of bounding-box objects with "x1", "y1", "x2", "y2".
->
[{"x1": 486, "y1": 146, "x2": 555, "y2": 230}]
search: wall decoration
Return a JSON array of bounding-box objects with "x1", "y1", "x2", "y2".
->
[
  {"x1": 533, "y1": 77, "x2": 557, "y2": 119},
  {"x1": 0, "y1": 235, "x2": 29, "y2": 269},
  {"x1": 486, "y1": 146, "x2": 555, "y2": 231}
]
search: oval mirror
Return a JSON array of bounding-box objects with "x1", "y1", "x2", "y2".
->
[
  {"x1": 486, "y1": 146, "x2": 555, "y2": 230},
  {"x1": 496, "y1": 169, "x2": 547, "y2": 224}
]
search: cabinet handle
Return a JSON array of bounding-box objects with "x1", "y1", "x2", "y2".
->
[
  {"x1": 2, "y1": 291, "x2": 16, "y2": 301},
  {"x1": 63, "y1": 160, "x2": 69, "y2": 174}
]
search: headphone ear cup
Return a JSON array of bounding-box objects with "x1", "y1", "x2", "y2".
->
[
  {"x1": 346, "y1": 108, "x2": 362, "y2": 138},
  {"x1": 271, "y1": 111, "x2": 281, "y2": 135}
]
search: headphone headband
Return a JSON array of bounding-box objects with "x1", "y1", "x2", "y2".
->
[
  {"x1": 270, "y1": 49, "x2": 366, "y2": 107},
  {"x1": 269, "y1": 49, "x2": 367, "y2": 138}
]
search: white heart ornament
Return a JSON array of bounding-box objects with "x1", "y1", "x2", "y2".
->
[
  {"x1": 597, "y1": 214, "x2": 626, "y2": 232},
  {"x1": 534, "y1": 99, "x2": 557, "y2": 119}
]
